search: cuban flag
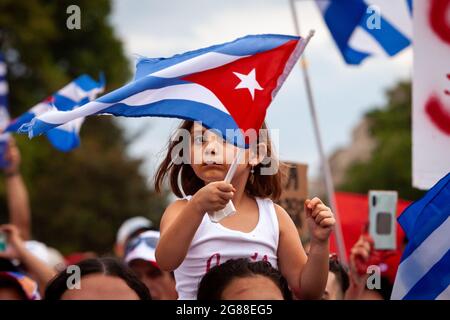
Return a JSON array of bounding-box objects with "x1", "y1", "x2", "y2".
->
[
  {"x1": 391, "y1": 172, "x2": 450, "y2": 300},
  {"x1": 21, "y1": 34, "x2": 311, "y2": 148},
  {"x1": 0, "y1": 52, "x2": 10, "y2": 167},
  {"x1": 316, "y1": 0, "x2": 412, "y2": 65},
  {"x1": 8, "y1": 74, "x2": 104, "y2": 151}
]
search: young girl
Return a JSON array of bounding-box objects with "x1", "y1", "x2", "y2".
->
[{"x1": 155, "y1": 121, "x2": 335, "y2": 300}]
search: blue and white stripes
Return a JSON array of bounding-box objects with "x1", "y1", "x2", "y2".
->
[
  {"x1": 316, "y1": 0, "x2": 412, "y2": 64},
  {"x1": 0, "y1": 53, "x2": 10, "y2": 167},
  {"x1": 391, "y1": 172, "x2": 450, "y2": 300},
  {"x1": 0, "y1": 53, "x2": 8, "y2": 109}
]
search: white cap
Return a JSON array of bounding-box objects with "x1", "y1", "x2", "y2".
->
[
  {"x1": 46, "y1": 247, "x2": 66, "y2": 270},
  {"x1": 116, "y1": 216, "x2": 153, "y2": 245},
  {"x1": 25, "y1": 240, "x2": 50, "y2": 264},
  {"x1": 124, "y1": 230, "x2": 160, "y2": 266}
]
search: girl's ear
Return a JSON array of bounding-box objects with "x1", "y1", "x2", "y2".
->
[{"x1": 249, "y1": 142, "x2": 267, "y2": 166}]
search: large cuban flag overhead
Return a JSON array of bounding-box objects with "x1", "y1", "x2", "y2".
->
[
  {"x1": 20, "y1": 34, "x2": 311, "y2": 148},
  {"x1": 8, "y1": 74, "x2": 104, "y2": 151},
  {"x1": 316, "y1": 0, "x2": 413, "y2": 65}
]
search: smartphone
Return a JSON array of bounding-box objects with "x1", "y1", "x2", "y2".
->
[
  {"x1": 368, "y1": 190, "x2": 398, "y2": 250},
  {"x1": 0, "y1": 231, "x2": 6, "y2": 252}
]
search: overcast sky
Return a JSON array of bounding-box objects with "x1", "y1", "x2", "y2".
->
[{"x1": 109, "y1": 0, "x2": 412, "y2": 186}]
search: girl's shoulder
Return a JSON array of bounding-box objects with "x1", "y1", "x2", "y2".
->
[
  {"x1": 271, "y1": 201, "x2": 295, "y2": 232},
  {"x1": 164, "y1": 194, "x2": 197, "y2": 213},
  {"x1": 160, "y1": 198, "x2": 191, "y2": 231},
  {"x1": 165, "y1": 197, "x2": 191, "y2": 212}
]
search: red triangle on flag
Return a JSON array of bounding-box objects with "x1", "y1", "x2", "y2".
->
[{"x1": 183, "y1": 39, "x2": 299, "y2": 133}]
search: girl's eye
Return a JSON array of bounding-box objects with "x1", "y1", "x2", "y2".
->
[{"x1": 193, "y1": 135, "x2": 204, "y2": 144}]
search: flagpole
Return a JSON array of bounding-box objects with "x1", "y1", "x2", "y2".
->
[{"x1": 289, "y1": 0, "x2": 348, "y2": 265}]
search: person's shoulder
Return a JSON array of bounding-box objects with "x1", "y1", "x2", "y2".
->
[
  {"x1": 272, "y1": 202, "x2": 295, "y2": 231},
  {"x1": 273, "y1": 202, "x2": 289, "y2": 218},
  {"x1": 160, "y1": 198, "x2": 191, "y2": 230},
  {"x1": 165, "y1": 198, "x2": 190, "y2": 213}
]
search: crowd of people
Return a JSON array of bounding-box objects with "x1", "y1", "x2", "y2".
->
[{"x1": 0, "y1": 120, "x2": 403, "y2": 300}]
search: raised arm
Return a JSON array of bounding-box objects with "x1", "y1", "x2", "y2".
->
[
  {"x1": 276, "y1": 197, "x2": 335, "y2": 299},
  {"x1": 3, "y1": 138, "x2": 31, "y2": 240},
  {"x1": 0, "y1": 224, "x2": 56, "y2": 297}
]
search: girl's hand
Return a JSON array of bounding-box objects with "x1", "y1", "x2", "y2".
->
[
  {"x1": 305, "y1": 197, "x2": 335, "y2": 243},
  {"x1": 191, "y1": 181, "x2": 236, "y2": 214}
]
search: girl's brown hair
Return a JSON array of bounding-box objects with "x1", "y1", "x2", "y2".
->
[{"x1": 154, "y1": 120, "x2": 285, "y2": 201}]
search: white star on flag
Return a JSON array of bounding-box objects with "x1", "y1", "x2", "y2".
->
[{"x1": 233, "y1": 68, "x2": 263, "y2": 100}]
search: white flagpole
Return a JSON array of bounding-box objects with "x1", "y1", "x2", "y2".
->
[{"x1": 289, "y1": 0, "x2": 348, "y2": 265}]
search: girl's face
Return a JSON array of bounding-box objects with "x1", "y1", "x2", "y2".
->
[{"x1": 189, "y1": 123, "x2": 256, "y2": 184}]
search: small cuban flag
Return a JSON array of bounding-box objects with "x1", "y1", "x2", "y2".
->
[
  {"x1": 20, "y1": 33, "x2": 312, "y2": 148},
  {"x1": 7, "y1": 74, "x2": 104, "y2": 151},
  {"x1": 0, "y1": 52, "x2": 11, "y2": 168},
  {"x1": 316, "y1": 0, "x2": 412, "y2": 65}
]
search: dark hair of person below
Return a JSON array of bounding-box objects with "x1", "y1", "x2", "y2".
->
[
  {"x1": 44, "y1": 257, "x2": 151, "y2": 300},
  {"x1": 329, "y1": 258, "x2": 350, "y2": 293},
  {"x1": 197, "y1": 258, "x2": 292, "y2": 300},
  {"x1": 375, "y1": 276, "x2": 394, "y2": 300},
  {"x1": 0, "y1": 277, "x2": 29, "y2": 300}
]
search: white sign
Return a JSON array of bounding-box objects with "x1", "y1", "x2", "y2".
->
[{"x1": 413, "y1": 0, "x2": 450, "y2": 189}]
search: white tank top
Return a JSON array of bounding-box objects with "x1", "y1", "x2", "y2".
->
[{"x1": 174, "y1": 196, "x2": 279, "y2": 300}]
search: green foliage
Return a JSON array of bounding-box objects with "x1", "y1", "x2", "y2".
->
[
  {"x1": 339, "y1": 81, "x2": 425, "y2": 201},
  {"x1": 0, "y1": 0, "x2": 167, "y2": 254}
]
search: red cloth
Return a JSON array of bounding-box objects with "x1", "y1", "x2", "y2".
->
[
  {"x1": 329, "y1": 192, "x2": 411, "y2": 283},
  {"x1": 64, "y1": 252, "x2": 97, "y2": 265}
]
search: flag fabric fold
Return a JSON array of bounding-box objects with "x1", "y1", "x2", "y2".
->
[
  {"x1": 316, "y1": 0, "x2": 412, "y2": 64},
  {"x1": 8, "y1": 74, "x2": 104, "y2": 151}
]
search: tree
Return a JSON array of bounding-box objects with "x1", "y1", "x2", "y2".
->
[
  {"x1": 0, "y1": 0, "x2": 168, "y2": 254},
  {"x1": 339, "y1": 81, "x2": 425, "y2": 201}
]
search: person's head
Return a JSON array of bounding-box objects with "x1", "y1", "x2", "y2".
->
[
  {"x1": 115, "y1": 216, "x2": 153, "y2": 257},
  {"x1": 0, "y1": 272, "x2": 40, "y2": 300},
  {"x1": 0, "y1": 258, "x2": 18, "y2": 273},
  {"x1": 323, "y1": 255, "x2": 349, "y2": 300},
  {"x1": 359, "y1": 276, "x2": 393, "y2": 300},
  {"x1": 125, "y1": 231, "x2": 177, "y2": 300},
  {"x1": 44, "y1": 257, "x2": 151, "y2": 300},
  {"x1": 155, "y1": 120, "x2": 284, "y2": 201},
  {"x1": 197, "y1": 258, "x2": 291, "y2": 300}
]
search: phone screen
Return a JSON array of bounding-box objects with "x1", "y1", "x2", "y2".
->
[{"x1": 376, "y1": 212, "x2": 392, "y2": 235}]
